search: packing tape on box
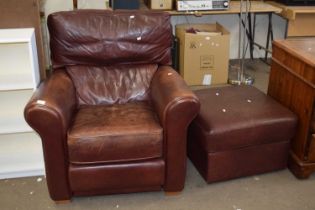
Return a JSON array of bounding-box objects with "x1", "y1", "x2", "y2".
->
[{"x1": 202, "y1": 74, "x2": 212, "y2": 85}]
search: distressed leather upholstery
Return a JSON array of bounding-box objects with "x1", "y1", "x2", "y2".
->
[
  {"x1": 24, "y1": 10, "x2": 200, "y2": 201},
  {"x1": 188, "y1": 86, "x2": 297, "y2": 183},
  {"x1": 68, "y1": 102, "x2": 163, "y2": 165}
]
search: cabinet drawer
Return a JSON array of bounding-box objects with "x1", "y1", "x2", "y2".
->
[
  {"x1": 287, "y1": 14, "x2": 315, "y2": 37},
  {"x1": 0, "y1": 89, "x2": 33, "y2": 134}
]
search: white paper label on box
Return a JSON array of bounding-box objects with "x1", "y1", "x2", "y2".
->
[{"x1": 202, "y1": 74, "x2": 212, "y2": 85}]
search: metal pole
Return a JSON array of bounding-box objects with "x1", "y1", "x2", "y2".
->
[{"x1": 238, "y1": 0, "x2": 243, "y2": 83}]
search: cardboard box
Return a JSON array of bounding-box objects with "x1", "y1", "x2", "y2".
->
[
  {"x1": 144, "y1": 0, "x2": 174, "y2": 10},
  {"x1": 176, "y1": 23, "x2": 230, "y2": 86}
]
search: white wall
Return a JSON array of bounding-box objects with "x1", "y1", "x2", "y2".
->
[
  {"x1": 41, "y1": 0, "x2": 73, "y2": 16},
  {"x1": 41, "y1": 0, "x2": 287, "y2": 59}
]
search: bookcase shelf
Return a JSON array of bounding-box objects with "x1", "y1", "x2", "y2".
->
[
  {"x1": 0, "y1": 28, "x2": 44, "y2": 179},
  {"x1": 0, "y1": 29, "x2": 40, "y2": 91},
  {"x1": 0, "y1": 90, "x2": 34, "y2": 134}
]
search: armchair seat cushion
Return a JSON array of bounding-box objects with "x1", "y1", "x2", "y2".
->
[{"x1": 68, "y1": 101, "x2": 163, "y2": 165}]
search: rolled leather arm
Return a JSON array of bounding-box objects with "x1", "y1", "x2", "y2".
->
[
  {"x1": 151, "y1": 66, "x2": 200, "y2": 191},
  {"x1": 24, "y1": 70, "x2": 76, "y2": 201}
]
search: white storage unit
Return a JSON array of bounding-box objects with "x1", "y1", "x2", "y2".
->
[{"x1": 0, "y1": 28, "x2": 44, "y2": 179}]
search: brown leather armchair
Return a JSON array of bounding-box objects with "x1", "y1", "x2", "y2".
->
[{"x1": 24, "y1": 10, "x2": 200, "y2": 202}]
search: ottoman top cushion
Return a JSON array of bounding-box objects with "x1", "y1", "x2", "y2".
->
[{"x1": 193, "y1": 85, "x2": 297, "y2": 152}]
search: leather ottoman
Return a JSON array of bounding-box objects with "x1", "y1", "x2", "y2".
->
[{"x1": 188, "y1": 85, "x2": 297, "y2": 183}]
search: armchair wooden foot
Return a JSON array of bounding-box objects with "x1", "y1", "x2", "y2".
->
[
  {"x1": 54, "y1": 200, "x2": 71, "y2": 204},
  {"x1": 165, "y1": 191, "x2": 181, "y2": 196}
]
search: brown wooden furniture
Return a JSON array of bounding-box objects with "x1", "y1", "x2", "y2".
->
[
  {"x1": 268, "y1": 38, "x2": 315, "y2": 179},
  {"x1": 269, "y1": 2, "x2": 315, "y2": 37},
  {"x1": 73, "y1": 0, "x2": 78, "y2": 9},
  {"x1": 0, "y1": 0, "x2": 46, "y2": 80}
]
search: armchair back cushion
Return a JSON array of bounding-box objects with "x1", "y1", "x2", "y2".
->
[
  {"x1": 48, "y1": 10, "x2": 172, "y2": 68},
  {"x1": 66, "y1": 64, "x2": 157, "y2": 105}
]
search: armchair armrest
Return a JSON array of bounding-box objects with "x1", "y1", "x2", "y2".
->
[
  {"x1": 24, "y1": 70, "x2": 76, "y2": 201},
  {"x1": 151, "y1": 66, "x2": 200, "y2": 191}
]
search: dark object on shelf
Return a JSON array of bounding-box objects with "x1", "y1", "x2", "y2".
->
[
  {"x1": 177, "y1": 0, "x2": 229, "y2": 11},
  {"x1": 268, "y1": 38, "x2": 315, "y2": 179},
  {"x1": 73, "y1": 0, "x2": 78, "y2": 9},
  {"x1": 274, "y1": 0, "x2": 315, "y2": 6},
  {"x1": 109, "y1": 0, "x2": 140, "y2": 9},
  {"x1": 171, "y1": 36, "x2": 179, "y2": 72}
]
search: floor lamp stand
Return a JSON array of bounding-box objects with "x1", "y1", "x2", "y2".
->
[{"x1": 228, "y1": 0, "x2": 255, "y2": 85}]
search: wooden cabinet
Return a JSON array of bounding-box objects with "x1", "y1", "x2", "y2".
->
[
  {"x1": 268, "y1": 38, "x2": 315, "y2": 178},
  {"x1": 0, "y1": 28, "x2": 44, "y2": 179}
]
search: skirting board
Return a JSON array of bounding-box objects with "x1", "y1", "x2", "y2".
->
[
  {"x1": 0, "y1": 168, "x2": 45, "y2": 180},
  {"x1": 0, "y1": 132, "x2": 45, "y2": 180}
]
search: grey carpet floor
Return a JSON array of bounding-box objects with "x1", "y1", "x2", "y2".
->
[
  {"x1": 1, "y1": 59, "x2": 314, "y2": 210},
  {"x1": 1, "y1": 160, "x2": 315, "y2": 210}
]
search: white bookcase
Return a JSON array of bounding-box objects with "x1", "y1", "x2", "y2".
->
[{"x1": 0, "y1": 28, "x2": 44, "y2": 179}]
